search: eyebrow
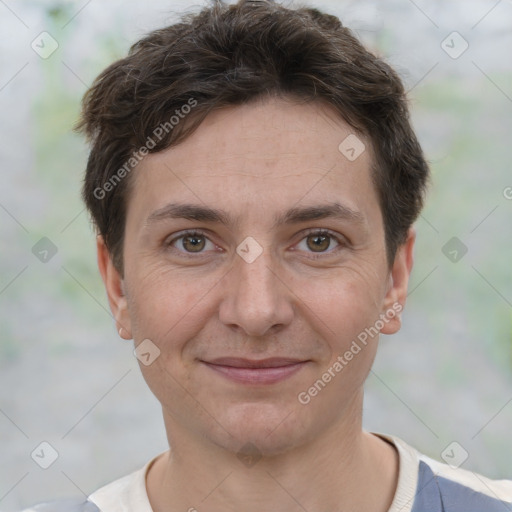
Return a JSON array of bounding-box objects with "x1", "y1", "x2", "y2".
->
[{"x1": 145, "y1": 201, "x2": 366, "y2": 230}]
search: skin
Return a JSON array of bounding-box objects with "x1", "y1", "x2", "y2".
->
[{"x1": 98, "y1": 95, "x2": 415, "y2": 512}]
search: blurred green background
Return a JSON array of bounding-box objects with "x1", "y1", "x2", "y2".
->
[{"x1": 1, "y1": 0, "x2": 511, "y2": 509}]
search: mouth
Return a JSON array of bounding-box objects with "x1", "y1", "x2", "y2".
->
[{"x1": 200, "y1": 357, "x2": 310, "y2": 385}]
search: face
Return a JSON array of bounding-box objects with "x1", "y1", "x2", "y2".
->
[{"x1": 98, "y1": 96, "x2": 414, "y2": 456}]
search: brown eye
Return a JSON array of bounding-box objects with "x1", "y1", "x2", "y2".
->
[
  {"x1": 306, "y1": 232, "x2": 332, "y2": 252},
  {"x1": 296, "y1": 229, "x2": 344, "y2": 258},
  {"x1": 167, "y1": 230, "x2": 214, "y2": 256},
  {"x1": 181, "y1": 233, "x2": 206, "y2": 252}
]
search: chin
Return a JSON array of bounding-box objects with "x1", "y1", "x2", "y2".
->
[{"x1": 208, "y1": 401, "x2": 312, "y2": 457}]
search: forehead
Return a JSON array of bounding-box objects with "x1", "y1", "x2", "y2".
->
[{"x1": 128, "y1": 96, "x2": 379, "y2": 227}]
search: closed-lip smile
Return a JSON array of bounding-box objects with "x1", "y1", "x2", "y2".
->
[{"x1": 200, "y1": 357, "x2": 309, "y2": 384}]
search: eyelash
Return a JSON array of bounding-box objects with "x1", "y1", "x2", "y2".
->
[{"x1": 166, "y1": 228, "x2": 346, "y2": 260}]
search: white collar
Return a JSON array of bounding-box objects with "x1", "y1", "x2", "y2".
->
[{"x1": 88, "y1": 432, "x2": 420, "y2": 512}]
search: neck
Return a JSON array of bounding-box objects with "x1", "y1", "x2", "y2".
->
[{"x1": 146, "y1": 400, "x2": 398, "y2": 512}]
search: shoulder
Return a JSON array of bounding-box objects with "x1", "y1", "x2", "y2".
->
[
  {"x1": 375, "y1": 432, "x2": 512, "y2": 512},
  {"x1": 415, "y1": 452, "x2": 512, "y2": 512},
  {"x1": 21, "y1": 452, "x2": 164, "y2": 512},
  {"x1": 20, "y1": 497, "x2": 100, "y2": 512}
]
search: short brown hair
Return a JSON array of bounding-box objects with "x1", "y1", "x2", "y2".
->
[{"x1": 76, "y1": 0, "x2": 429, "y2": 275}]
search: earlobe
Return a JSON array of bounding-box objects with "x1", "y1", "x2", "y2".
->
[
  {"x1": 96, "y1": 235, "x2": 132, "y2": 339},
  {"x1": 379, "y1": 227, "x2": 416, "y2": 335},
  {"x1": 118, "y1": 326, "x2": 132, "y2": 340}
]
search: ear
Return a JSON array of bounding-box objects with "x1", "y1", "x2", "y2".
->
[
  {"x1": 379, "y1": 227, "x2": 416, "y2": 335},
  {"x1": 96, "y1": 235, "x2": 132, "y2": 339}
]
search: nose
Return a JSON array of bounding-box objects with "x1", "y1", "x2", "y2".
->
[{"x1": 218, "y1": 243, "x2": 294, "y2": 337}]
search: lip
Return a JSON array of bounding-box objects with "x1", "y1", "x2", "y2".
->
[{"x1": 201, "y1": 357, "x2": 309, "y2": 385}]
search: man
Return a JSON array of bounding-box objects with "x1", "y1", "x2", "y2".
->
[{"x1": 25, "y1": 0, "x2": 512, "y2": 511}]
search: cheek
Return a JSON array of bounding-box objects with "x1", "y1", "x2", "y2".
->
[
  {"x1": 296, "y1": 276, "x2": 382, "y2": 412},
  {"x1": 124, "y1": 269, "x2": 212, "y2": 403},
  {"x1": 296, "y1": 267, "x2": 386, "y2": 395},
  {"x1": 125, "y1": 263, "x2": 221, "y2": 352},
  {"x1": 301, "y1": 266, "x2": 385, "y2": 336}
]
